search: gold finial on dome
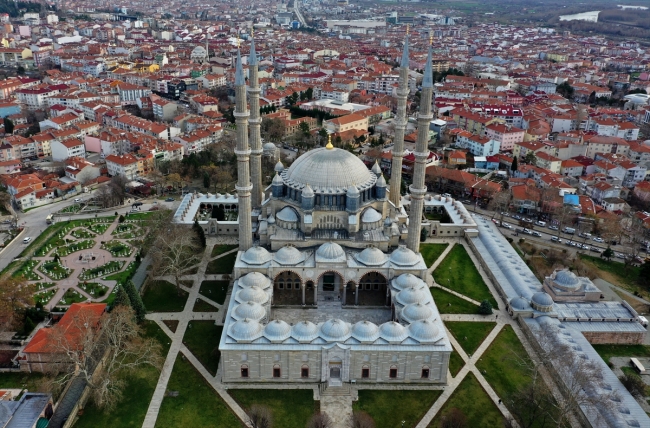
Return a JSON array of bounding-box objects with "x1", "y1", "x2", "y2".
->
[
  {"x1": 430, "y1": 32, "x2": 433, "y2": 46},
  {"x1": 326, "y1": 133, "x2": 334, "y2": 149},
  {"x1": 406, "y1": 24, "x2": 410, "y2": 35},
  {"x1": 251, "y1": 27, "x2": 254, "y2": 39}
]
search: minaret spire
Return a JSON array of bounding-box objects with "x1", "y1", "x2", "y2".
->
[
  {"x1": 406, "y1": 42, "x2": 434, "y2": 252},
  {"x1": 389, "y1": 31, "x2": 410, "y2": 210},
  {"x1": 234, "y1": 47, "x2": 253, "y2": 251},
  {"x1": 248, "y1": 28, "x2": 263, "y2": 209}
]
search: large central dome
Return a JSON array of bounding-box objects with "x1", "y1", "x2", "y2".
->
[{"x1": 283, "y1": 147, "x2": 375, "y2": 191}]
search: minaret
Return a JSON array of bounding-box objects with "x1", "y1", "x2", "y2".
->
[
  {"x1": 234, "y1": 42, "x2": 253, "y2": 251},
  {"x1": 389, "y1": 29, "x2": 410, "y2": 210},
  {"x1": 248, "y1": 29, "x2": 263, "y2": 209},
  {"x1": 406, "y1": 39, "x2": 434, "y2": 253}
]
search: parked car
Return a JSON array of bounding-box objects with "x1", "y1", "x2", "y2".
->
[
  {"x1": 165, "y1": 197, "x2": 175, "y2": 202},
  {"x1": 74, "y1": 198, "x2": 81, "y2": 203},
  {"x1": 513, "y1": 215, "x2": 521, "y2": 220},
  {"x1": 615, "y1": 253, "x2": 625, "y2": 259},
  {"x1": 592, "y1": 237, "x2": 604, "y2": 243},
  {"x1": 523, "y1": 228, "x2": 532, "y2": 235},
  {"x1": 548, "y1": 225, "x2": 559, "y2": 231},
  {"x1": 133, "y1": 201, "x2": 143, "y2": 207},
  {"x1": 535, "y1": 221, "x2": 546, "y2": 227},
  {"x1": 531, "y1": 231, "x2": 542, "y2": 237},
  {"x1": 590, "y1": 247, "x2": 602, "y2": 253},
  {"x1": 551, "y1": 236, "x2": 562, "y2": 243},
  {"x1": 502, "y1": 222, "x2": 513, "y2": 229},
  {"x1": 501, "y1": 212, "x2": 510, "y2": 217}
]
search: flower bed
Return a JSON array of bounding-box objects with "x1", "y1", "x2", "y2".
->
[
  {"x1": 78, "y1": 282, "x2": 109, "y2": 298},
  {"x1": 50, "y1": 240, "x2": 95, "y2": 257},
  {"x1": 34, "y1": 288, "x2": 57, "y2": 305},
  {"x1": 59, "y1": 288, "x2": 87, "y2": 305},
  {"x1": 13, "y1": 260, "x2": 41, "y2": 280},
  {"x1": 79, "y1": 260, "x2": 124, "y2": 280},
  {"x1": 38, "y1": 261, "x2": 73, "y2": 280},
  {"x1": 70, "y1": 228, "x2": 96, "y2": 239},
  {"x1": 100, "y1": 240, "x2": 133, "y2": 258}
]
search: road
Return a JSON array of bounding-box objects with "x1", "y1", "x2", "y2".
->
[
  {"x1": 0, "y1": 193, "x2": 180, "y2": 272},
  {"x1": 291, "y1": 0, "x2": 307, "y2": 27}
]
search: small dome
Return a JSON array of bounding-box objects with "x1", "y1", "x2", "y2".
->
[
  {"x1": 351, "y1": 321, "x2": 380, "y2": 343},
  {"x1": 276, "y1": 207, "x2": 298, "y2": 222},
  {"x1": 384, "y1": 217, "x2": 392, "y2": 227},
  {"x1": 233, "y1": 301, "x2": 266, "y2": 321},
  {"x1": 392, "y1": 273, "x2": 423, "y2": 291},
  {"x1": 355, "y1": 246, "x2": 387, "y2": 266},
  {"x1": 239, "y1": 272, "x2": 271, "y2": 289},
  {"x1": 264, "y1": 142, "x2": 277, "y2": 152},
  {"x1": 389, "y1": 245, "x2": 420, "y2": 267},
  {"x1": 241, "y1": 246, "x2": 272, "y2": 265},
  {"x1": 379, "y1": 321, "x2": 409, "y2": 343},
  {"x1": 228, "y1": 318, "x2": 263, "y2": 342},
  {"x1": 320, "y1": 319, "x2": 351, "y2": 341},
  {"x1": 292, "y1": 320, "x2": 319, "y2": 343},
  {"x1": 235, "y1": 285, "x2": 269, "y2": 305},
  {"x1": 372, "y1": 161, "x2": 382, "y2": 175},
  {"x1": 316, "y1": 242, "x2": 346, "y2": 262},
  {"x1": 396, "y1": 285, "x2": 427, "y2": 306},
  {"x1": 531, "y1": 292, "x2": 554, "y2": 312},
  {"x1": 272, "y1": 173, "x2": 283, "y2": 185},
  {"x1": 302, "y1": 184, "x2": 314, "y2": 198},
  {"x1": 274, "y1": 160, "x2": 284, "y2": 172},
  {"x1": 347, "y1": 185, "x2": 360, "y2": 196},
  {"x1": 400, "y1": 303, "x2": 434, "y2": 323},
  {"x1": 553, "y1": 269, "x2": 580, "y2": 289},
  {"x1": 273, "y1": 245, "x2": 305, "y2": 265},
  {"x1": 267, "y1": 213, "x2": 275, "y2": 224},
  {"x1": 376, "y1": 174, "x2": 386, "y2": 187},
  {"x1": 509, "y1": 296, "x2": 530, "y2": 311},
  {"x1": 362, "y1": 208, "x2": 382, "y2": 223},
  {"x1": 408, "y1": 319, "x2": 440, "y2": 343},
  {"x1": 264, "y1": 319, "x2": 291, "y2": 342}
]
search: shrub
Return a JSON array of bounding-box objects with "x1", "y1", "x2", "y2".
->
[
  {"x1": 478, "y1": 299, "x2": 493, "y2": 315},
  {"x1": 118, "y1": 214, "x2": 125, "y2": 223},
  {"x1": 518, "y1": 238, "x2": 525, "y2": 244}
]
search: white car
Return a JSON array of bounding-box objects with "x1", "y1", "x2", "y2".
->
[
  {"x1": 502, "y1": 222, "x2": 513, "y2": 229},
  {"x1": 592, "y1": 237, "x2": 604, "y2": 243},
  {"x1": 22, "y1": 237, "x2": 32, "y2": 243},
  {"x1": 74, "y1": 198, "x2": 81, "y2": 203},
  {"x1": 615, "y1": 253, "x2": 625, "y2": 259}
]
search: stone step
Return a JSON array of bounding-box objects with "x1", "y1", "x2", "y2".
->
[{"x1": 321, "y1": 384, "x2": 352, "y2": 397}]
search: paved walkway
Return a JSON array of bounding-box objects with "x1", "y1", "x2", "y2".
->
[{"x1": 320, "y1": 395, "x2": 353, "y2": 427}]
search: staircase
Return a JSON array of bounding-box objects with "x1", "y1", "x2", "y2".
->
[{"x1": 319, "y1": 382, "x2": 352, "y2": 397}]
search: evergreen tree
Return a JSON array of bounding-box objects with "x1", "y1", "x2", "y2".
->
[
  {"x1": 420, "y1": 227, "x2": 428, "y2": 243},
  {"x1": 3, "y1": 117, "x2": 14, "y2": 134},
  {"x1": 638, "y1": 261, "x2": 650, "y2": 287},
  {"x1": 203, "y1": 171, "x2": 210, "y2": 189},
  {"x1": 193, "y1": 219, "x2": 206, "y2": 248},
  {"x1": 124, "y1": 280, "x2": 146, "y2": 323},
  {"x1": 510, "y1": 156, "x2": 518, "y2": 172},
  {"x1": 112, "y1": 284, "x2": 132, "y2": 309},
  {"x1": 602, "y1": 247, "x2": 614, "y2": 261},
  {"x1": 478, "y1": 299, "x2": 493, "y2": 315}
]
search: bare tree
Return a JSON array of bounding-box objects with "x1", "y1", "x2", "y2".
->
[
  {"x1": 109, "y1": 175, "x2": 129, "y2": 205},
  {"x1": 46, "y1": 306, "x2": 163, "y2": 410},
  {"x1": 348, "y1": 410, "x2": 375, "y2": 428},
  {"x1": 307, "y1": 412, "x2": 333, "y2": 428},
  {"x1": 247, "y1": 404, "x2": 273, "y2": 428},
  {"x1": 149, "y1": 224, "x2": 202, "y2": 295},
  {"x1": 488, "y1": 190, "x2": 511, "y2": 221},
  {"x1": 0, "y1": 277, "x2": 32, "y2": 332},
  {"x1": 440, "y1": 407, "x2": 468, "y2": 428}
]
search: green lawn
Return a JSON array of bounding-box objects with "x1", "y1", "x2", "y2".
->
[
  {"x1": 430, "y1": 373, "x2": 502, "y2": 428},
  {"x1": 142, "y1": 280, "x2": 188, "y2": 312},
  {"x1": 433, "y1": 245, "x2": 498, "y2": 308},
  {"x1": 476, "y1": 325, "x2": 533, "y2": 412},
  {"x1": 449, "y1": 349, "x2": 465, "y2": 377},
  {"x1": 353, "y1": 390, "x2": 442, "y2": 428},
  {"x1": 430, "y1": 288, "x2": 479, "y2": 314},
  {"x1": 199, "y1": 280, "x2": 230, "y2": 305},
  {"x1": 211, "y1": 244, "x2": 238, "y2": 258},
  {"x1": 193, "y1": 299, "x2": 219, "y2": 312},
  {"x1": 156, "y1": 358, "x2": 241, "y2": 428},
  {"x1": 0, "y1": 372, "x2": 43, "y2": 391},
  {"x1": 205, "y1": 252, "x2": 237, "y2": 274},
  {"x1": 592, "y1": 344, "x2": 650, "y2": 364},
  {"x1": 183, "y1": 321, "x2": 222, "y2": 376},
  {"x1": 61, "y1": 288, "x2": 88, "y2": 305},
  {"x1": 229, "y1": 389, "x2": 318, "y2": 428},
  {"x1": 579, "y1": 254, "x2": 641, "y2": 284},
  {"x1": 104, "y1": 260, "x2": 139, "y2": 286},
  {"x1": 419, "y1": 243, "x2": 449, "y2": 268},
  {"x1": 75, "y1": 322, "x2": 168, "y2": 428},
  {"x1": 445, "y1": 322, "x2": 496, "y2": 356}
]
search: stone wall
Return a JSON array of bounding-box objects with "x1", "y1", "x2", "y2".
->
[{"x1": 581, "y1": 330, "x2": 645, "y2": 345}]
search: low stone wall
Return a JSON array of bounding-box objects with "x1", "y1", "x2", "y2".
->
[{"x1": 581, "y1": 330, "x2": 645, "y2": 345}]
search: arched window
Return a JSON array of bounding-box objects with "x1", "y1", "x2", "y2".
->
[
  {"x1": 421, "y1": 366, "x2": 430, "y2": 379},
  {"x1": 241, "y1": 365, "x2": 249, "y2": 378},
  {"x1": 273, "y1": 364, "x2": 281, "y2": 378},
  {"x1": 389, "y1": 365, "x2": 398, "y2": 379},
  {"x1": 301, "y1": 365, "x2": 309, "y2": 378},
  {"x1": 294, "y1": 279, "x2": 301, "y2": 290},
  {"x1": 361, "y1": 365, "x2": 370, "y2": 379}
]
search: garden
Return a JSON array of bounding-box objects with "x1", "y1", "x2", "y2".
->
[
  {"x1": 50, "y1": 239, "x2": 95, "y2": 257},
  {"x1": 112, "y1": 223, "x2": 145, "y2": 239},
  {"x1": 38, "y1": 261, "x2": 72, "y2": 280},
  {"x1": 13, "y1": 259, "x2": 41, "y2": 281},
  {"x1": 33, "y1": 287, "x2": 57, "y2": 306},
  {"x1": 60, "y1": 288, "x2": 88, "y2": 305},
  {"x1": 353, "y1": 390, "x2": 441, "y2": 428},
  {"x1": 78, "y1": 282, "x2": 109, "y2": 298},
  {"x1": 79, "y1": 260, "x2": 125, "y2": 280},
  {"x1": 70, "y1": 228, "x2": 96, "y2": 239},
  {"x1": 431, "y1": 373, "x2": 502, "y2": 427},
  {"x1": 142, "y1": 280, "x2": 188, "y2": 312},
  {"x1": 101, "y1": 240, "x2": 134, "y2": 257}
]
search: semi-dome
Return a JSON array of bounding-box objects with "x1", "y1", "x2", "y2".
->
[
  {"x1": 392, "y1": 273, "x2": 423, "y2": 290},
  {"x1": 389, "y1": 245, "x2": 420, "y2": 267},
  {"x1": 283, "y1": 147, "x2": 375, "y2": 191},
  {"x1": 531, "y1": 292, "x2": 554, "y2": 312},
  {"x1": 239, "y1": 272, "x2": 272, "y2": 289},
  {"x1": 264, "y1": 319, "x2": 291, "y2": 342},
  {"x1": 379, "y1": 321, "x2": 409, "y2": 343},
  {"x1": 235, "y1": 286, "x2": 269, "y2": 305},
  {"x1": 509, "y1": 296, "x2": 530, "y2": 311},
  {"x1": 408, "y1": 319, "x2": 440, "y2": 343},
  {"x1": 228, "y1": 318, "x2": 263, "y2": 342},
  {"x1": 351, "y1": 321, "x2": 380, "y2": 343},
  {"x1": 241, "y1": 246, "x2": 272, "y2": 265},
  {"x1": 276, "y1": 206, "x2": 298, "y2": 222},
  {"x1": 233, "y1": 301, "x2": 266, "y2": 321},
  {"x1": 274, "y1": 246, "x2": 305, "y2": 265},
  {"x1": 355, "y1": 246, "x2": 387, "y2": 266},
  {"x1": 316, "y1": 242, "x2": 346, "y2": 262},
  {"x1": 320, "y1": 319, "x2": 351, "y2": 341},
  {"x1": 400, "y1": 303, "x2": 434, "y2": 323},
  {"x1": 396, "y1": 285, "x2": 428, "y2": 306},
  {"x1": 362, "y1": 208, "x2": 382, "y2": 223},
  {"x1": 292, "y1": 321, "x2": 319, "y2": 343}
]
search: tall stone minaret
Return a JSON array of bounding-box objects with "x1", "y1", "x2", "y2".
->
[
  {"x1": 234, "y1": 46, "x2": 253, "y2": 251},
  {"x1": 406, "y1": 42, "x2": 433, "y2": 253},
  {"x1": 389, "y1": 32, "x2": 410, "y2": 210},
  {"x1": 248, "y1": 29, "x2": 263, "y2": 209}
]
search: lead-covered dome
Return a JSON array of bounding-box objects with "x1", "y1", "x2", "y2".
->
[
  {"x1": 316, "y1": 242, "x2": 346, "y2": 262},
  {"x1": 553, "y1": 269, "x2": 580, "y2": 290},
  {"x1": 509, "y1": 296, "x2": 530, "y2": 311},
  {"x1": 276, "y1": 206, "x2": 298, "y2": 222},
  {"x1": 239, "y1": 272, "x2": 271, "y2": 289},
  {"x1": 292, "y1": 321, "x2": 319, "y2": 343},
  {"x1": 241, "y1": 246, "x2": 272, "y2": 265},
  {"x1": 389, "y1": 245, "x2": 420, "y2": 267},
  {"x1": 531, "y1": 292, "x2": 554, "y2": 312},
  {"x1": 379, "y1": 321, "x2": 409, "y2": 343},
  {"x1": 235, "y1": 285, "x2": 269, "y2": 305},
  {"x1": 355, "y1": 247, "x2": 387, "y2": 266},
  {"x1": 392, "y1": 273, "x2": 423, "y2": 291},
  {"x1": 233, "y1": 301, "x2": 266, "y2": 321},
  {"x1": 408, "y1": 319, "x2": 441, "y2": 343},
  {"x1": 400, "y1": 302, "x2": 434, "y2": 323},
  {"x1": 351, "y1": 321, "x2": 380, "y2": 343},
  {"x1": 228, "y1": 318, "x2": 263, "y2": 342},
  {"x1": 395, "y1": 285, "x2": 428, "y2": 306},
  {"x1": 264, "y1": 319, "x2": 292, "y2": 342},
  {"x1": 362, "y1": 208, "x2": 382, "y2": 223},
  {"x1": 320, "y1": 319, "x2": 351, "y2": 341},
  {"x1": 274, "y1": 246, "x2": 305, "y2": 265},
  {"x1": 283, "y1": 147, "x2": 375, "y2": 191}
]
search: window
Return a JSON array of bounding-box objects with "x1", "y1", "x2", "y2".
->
[
  {"x1": 301, "y1": 366, "x2": 309, "y2": 378},
  {"x1": 273, "y1": 365, "x2": 281, "y2": 378},
  {"x1": 389, "y1": 366, "x2": 398, "y2": 379},
  {"x1": 241, "y1": 365, "x2": 249, "y2": 378},
  {"x1": 421, "y1": 367, "x2": 430, "y2": 379},
  {"x1": 362, "y1": 367, "x2": 370, "y2": 378}
]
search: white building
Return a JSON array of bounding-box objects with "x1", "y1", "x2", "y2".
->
[{"x1": 50, "y1": 138, "x2": 86, "y2": 161}]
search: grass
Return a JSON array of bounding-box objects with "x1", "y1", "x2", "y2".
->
[
  {"x1": 101, "y1": 240, "x2": 134, "y2": 257},
  {"x1": 70, "y1": 228, "x2": 96, "y2": 239},
  {"x1": 142, "y1": 280, "x2": 188, "y2": 312},
  {"x1": 12, "y1": 259, "x2": 40, "y2": 280},
  {"x1": 74, "y1": 321, "x2": 167, "y2": 428},
  {"x1": 579, "y1": 254, "x2": 645, "y2": 297},
  {"x1": 124, "y1": 212, "x2": 154, "y2": 220},
  {"x1": 229, "y1": 389, "x2": 318, "y2": 428},
  {"x1": 34, "y1": 287, "x2": 57, "y2": 305},
  {"x1": 205, "y1": 252, "x2": 237, "y2": 274},
  {"x1": 420, "y1": 243, "x2": 449, "y2": 268},
  {"x1": 104, "y1": 260, "x2": 139, "y2": 286},
  {"x1": 79, "y1": 261, "x2": 125, "y2": 280},
  {"x1": 449, "y1": 349, "x2": 465, "y2": 377},
  {"x1": 193, "y1": 299, "x2": 219, "y2": 312},
  {"x1": 0, "y1": 372, "x2": 43, "y2": 391},
  {"x1": 592, "y1": 344, "x2": 650, "y2": 364},
  {"x1": 61, "y1": 288, "x2": 88, "y2": 305},
  {"x1": 211, "y1": 244, "x2": 238, "y2": 258},
  {"x1": 354, "y1": 389, "x2": 442, "y2": 428},
  {"x1": 446, "y1": 322, "x2": 496, "y2": 356},
  {"x1": 156, "y1": 358, "x2": 241, "y2": 428},
  {"x1": 430, "y1": 373, "x2": 502, "y2": 428},
  {"x1": 476, "y1": 325, "x2": 533, "y2": 413},
  {"x1": 430, "y1": 287, "x2": 480, "y2": 314},
  {"x1": 433, "y1": 245, "x2": 498, "y2": 308},
  {"x1": 183, "y1": 321, "x2": 222, "y2": 375},
  {"x1": 199, "y1": 280, "x2": 229, "y2": 305},
  {"x1": 38, "y1": 261, "x2": 72, "y2": 280},
  {"x1": 78, "y1": 282, "x2": 109, "y2": 298}
]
